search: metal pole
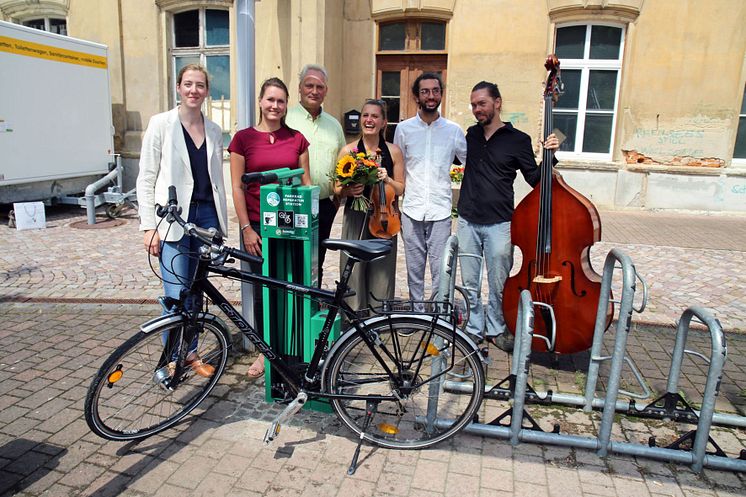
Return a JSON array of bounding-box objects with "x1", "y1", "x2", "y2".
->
[
  {"x1": 683, "y1": 307, "x2": 727, "y2": 473},
  {"x1": 237, "y1": 0, "x2": 257, "y2": 350},
  {"x1": 584, "y1": 249, "x2": 635, "y2": 411},
  {"x1": 426, "y1": 235, "x2": 460, "y2": 431},
  {"x1": 596, "y1": 250, "x2": 637, "y2": 457},
  {"x1": 510, "y1": 290, "x2": 534, "y2": 446}
]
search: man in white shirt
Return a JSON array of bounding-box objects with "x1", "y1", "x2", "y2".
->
[
  {"x1": 394, "y1": 73, "x2": 467, "y2": 308},
  {"x1": 286, "y1": 64, "x2": 346, "y2": 285}
]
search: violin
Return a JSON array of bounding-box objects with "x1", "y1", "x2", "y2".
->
[
  {"x1": 502, "y1": 54, "x2": 611, "y2": 354},
  {"x1": 368, "y1": 179, "x2": 401, "y2": 239}
]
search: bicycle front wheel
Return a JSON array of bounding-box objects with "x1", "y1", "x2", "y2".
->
[
  {"x1": 85, "y1": 317, "x2": 229, "y2": 441},
  {"x1": 324, "y1": 316, "x2": 484, "y2": 449}
]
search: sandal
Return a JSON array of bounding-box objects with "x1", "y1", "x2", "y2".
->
[{"x1": 247, "y1": 354, "x2": 265, "y2": 379}]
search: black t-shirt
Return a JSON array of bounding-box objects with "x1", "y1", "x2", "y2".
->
[
  {"x1": 457, "y1": 122, "x2": 541, "y2": 225},
  {"x1": 182, "y1": 124, "x2": 214, "y2": 203}
]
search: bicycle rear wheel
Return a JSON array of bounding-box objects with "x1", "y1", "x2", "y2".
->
[
  {"x1": 324, "y1": 316, "x2": 483, "y2": 449},
  {"x1": 85, "y1": 316, "x2": 229, "y2": 441}
]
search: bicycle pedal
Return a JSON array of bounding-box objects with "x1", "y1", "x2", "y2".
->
[
  {"x1": 263, "y1": 391, "x2": 308, "y2": 444},
  {"x1": 263, "y1": 421, "x2": 281, "y2": 444}
]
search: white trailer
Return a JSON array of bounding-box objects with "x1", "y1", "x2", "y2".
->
[{"x1": 0, "y1": 20, "x2": 118, "y2": 220}]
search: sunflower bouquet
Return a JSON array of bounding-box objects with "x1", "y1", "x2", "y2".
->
[{"x1": 333, "y1": 149, "x2": 380, "y2": 211}]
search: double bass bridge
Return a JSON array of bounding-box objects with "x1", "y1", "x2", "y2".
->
[{"x1": 532, "y1": 275, "x2": 562, "y2": 284}]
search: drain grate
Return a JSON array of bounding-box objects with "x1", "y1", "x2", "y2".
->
[{"x1": 69, "y1": 218, "x2": 127, "y2": 229}]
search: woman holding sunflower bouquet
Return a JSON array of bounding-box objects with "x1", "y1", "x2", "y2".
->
[{"x1": 334, "y1": 99, "x2": 405, "y2": 314}]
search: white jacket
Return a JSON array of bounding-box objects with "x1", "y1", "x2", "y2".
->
[{"x1": 136, "y1": 107, "x2": 228, "y2": 242}]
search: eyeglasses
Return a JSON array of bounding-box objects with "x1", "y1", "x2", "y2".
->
[{"x1": 419, "y1": 88, "x2": 442, "y2": 96}]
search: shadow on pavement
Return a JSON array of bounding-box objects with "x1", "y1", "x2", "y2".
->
[{"x1": 0, "y1": 439, "x2": 67, "y2": 496}]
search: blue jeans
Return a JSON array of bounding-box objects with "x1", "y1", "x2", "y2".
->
[
  {"x1": 160, "y1": 201, "x2": 219, "y2": 354},
  {"x1": 456, "y1": 217, "x2": 512, "y2": 340}
]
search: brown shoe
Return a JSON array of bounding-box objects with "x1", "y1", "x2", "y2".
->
[{"x1": 187, "y1": 358, "x2": 215, "y2": 378}]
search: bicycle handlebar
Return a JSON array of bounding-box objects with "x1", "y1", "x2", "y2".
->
[
  {"x1": 242, "y1": 172, "x2": 279, "y2": 185},
  {"x1": 155, "y1": 186, "x2": 263, "y2": 266},
  {"x1": 241, "y1": 167, "x2": 304, "y2": 186}
]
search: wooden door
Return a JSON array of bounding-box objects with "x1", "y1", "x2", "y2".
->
[{"x1": 376, "y1": 54, "x2": 447, "y2": 141}]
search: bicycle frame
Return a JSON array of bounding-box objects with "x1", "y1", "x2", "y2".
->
[{"x1": 186, "y1": 250, "x2": 404, "y2": 403}]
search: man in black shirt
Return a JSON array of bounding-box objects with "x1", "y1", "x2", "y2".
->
[{"x1": 457, "y1": 81, "x2": 558, "y2": 352}]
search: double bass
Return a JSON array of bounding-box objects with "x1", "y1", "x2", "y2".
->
[{"x1": 502, "y1": 55, "x2": 611, "y2": 354}]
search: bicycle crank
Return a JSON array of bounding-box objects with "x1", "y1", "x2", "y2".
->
[{"x1": 263, "y1": 391, "x2": 308, "y2": 444}]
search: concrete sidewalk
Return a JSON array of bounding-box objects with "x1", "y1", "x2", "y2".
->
[{"x1": 1, "y1": 205, "x2": 745, "y2": 496}]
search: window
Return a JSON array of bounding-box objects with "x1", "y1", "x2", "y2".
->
[
  {"x1": 378, "y1": 20, "x2": 446, "y2": 52},
  {"x1": 553, "y1": 24, "x2": 624, "y2": 158},
  {"x1": 172, "y1": 8, "x2": 231, "y2": 145},
  {"x1": 23, "y1": 18, "x2": 67, "y2": 36},
  {"x1": 734, "y1": 84, "x2": 746, "y2": 160},
  {"x1": 376, "y1": 20, "x2": 448, "y2": 139}
]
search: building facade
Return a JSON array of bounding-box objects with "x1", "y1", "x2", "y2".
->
[{"x1": 3, "y1": 0, "x2": 746, "y2": 212}]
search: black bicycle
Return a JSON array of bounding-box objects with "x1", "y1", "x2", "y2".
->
[{"x1": 84, "y1": 183, "x2": 484, "y2": 462}]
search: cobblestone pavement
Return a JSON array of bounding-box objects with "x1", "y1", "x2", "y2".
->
[
  {"x1": 1, "y1": 304, "x2": 745, "y2": 497},
  {"x1": 1, "y1": 206, "x2": 745, "y2": 331},
  {"x1": 1, "y1": 205, "x2": 745, "y2": 496}
]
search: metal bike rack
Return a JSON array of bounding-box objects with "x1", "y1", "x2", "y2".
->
[
  {"x1": 437, "y1": 291, "x2": 746, "y2": 472},
  {"x1": 443, "y1": 248, "x2": 746, "y2": 429},
  {"x1": 435, "y1": 246, "x2": 746, "y2": 472}
]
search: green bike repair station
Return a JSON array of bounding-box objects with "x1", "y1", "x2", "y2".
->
[{"x1": 257, "y1": 168, "x2": 340, "y2": 411}]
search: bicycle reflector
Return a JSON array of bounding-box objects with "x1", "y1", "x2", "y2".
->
[
  {"x1": 377, "y1": 423, "x2": 399, "y2": 435},
  {"x1": 426, "y1": 343, "x2": 440, "y2": 356},
  {"x1": 107, "y1": 366, "x2": 124, "y2": 386}
]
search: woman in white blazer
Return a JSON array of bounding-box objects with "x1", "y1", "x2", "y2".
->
[{"x1": 136, "y1": 64, "x2": 228, "y2": 378}]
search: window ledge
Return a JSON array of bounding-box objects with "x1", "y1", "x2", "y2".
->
[
  {"x1": 556, "y1": 160, "x2": 620, "y2": 171},
  {"x1": 555, "y1": 160, "x2": 746, "y2": 178},
  {"x1": 377, "y1": 50, "x2": 447, "y2": 56},
  {"x1": 547, "y1": 0, "x2": 643, "y2": 24},
  {"x1": 156, "y1": 0, "x2": 233, "y2": 12}
]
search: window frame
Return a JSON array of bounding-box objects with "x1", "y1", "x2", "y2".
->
[
  {"x1": 553, "y1": 22, "x2": 625, "y2": 162},
  {"x1": 169, "y1": 7, "x2": 230, "y2": 107},
  {"x1": 21, "y1": 17, "x2": 67, "y2": 36},
  {"x1": 376, "y1": 19, "x2": 448, "y2": 54}
]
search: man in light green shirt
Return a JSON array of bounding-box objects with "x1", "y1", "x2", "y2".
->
[{"x1": 286, "y1": 64, "x2": 346, "y2": 285}]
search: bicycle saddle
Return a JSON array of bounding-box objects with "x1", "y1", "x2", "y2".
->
[{"x1": 323, "y1": 239, "x2": 392, "y2": 261}]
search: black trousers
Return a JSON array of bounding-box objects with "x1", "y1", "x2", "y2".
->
[{"x1": 317, "y1": 197, "x2": 339, "y2": 285}]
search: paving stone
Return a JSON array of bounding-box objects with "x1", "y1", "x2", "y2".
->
[
  {"x1": 411, "y1": 458, "x2": 449, "y2": 492},
  {"x1": 2, "y1": 206, "x2": 746, "y2": 496},
  {"x1": 481, "y1": 467, "x2": 514, "y2": 492},
  {"x1": 514, "y1": 481, "x2": 550, "y2": 496}
]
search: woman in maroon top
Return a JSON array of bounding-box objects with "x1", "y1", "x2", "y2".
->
[{"x1": 229, "y1": 77, "x2": 311, "y2": 378}]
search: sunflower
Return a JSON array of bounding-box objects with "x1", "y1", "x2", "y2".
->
[{"x1": 336, "y1": 155, "x2": 357, "y2": 178}]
